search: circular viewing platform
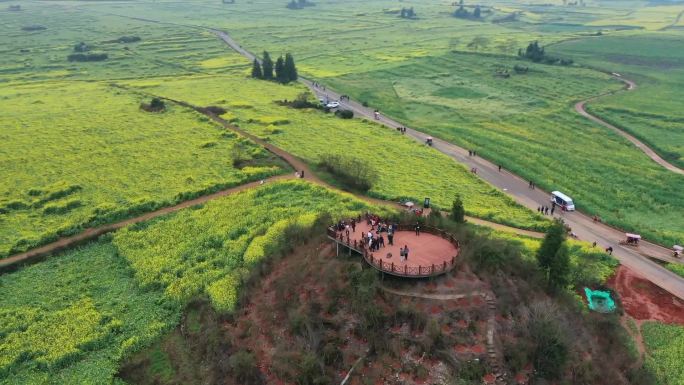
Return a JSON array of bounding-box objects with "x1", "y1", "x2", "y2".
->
[{"x1": 327, "y1": 220, "x2": 460, "y2": 278}]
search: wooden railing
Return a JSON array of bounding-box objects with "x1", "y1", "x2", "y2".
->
[{"x1": 326, "y1": 225, "x2": 459, "y2": 278}]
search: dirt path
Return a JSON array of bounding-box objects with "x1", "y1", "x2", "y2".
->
[
  {"x1": 0, "y1": 175, "x2": 293, "y2": 272},
  {"x1": 574, "y1": 75, "x2": 684, "y2": 175}
]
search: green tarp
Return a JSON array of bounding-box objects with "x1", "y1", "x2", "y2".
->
[{"x1": 585, "y1": 288, "x2": 616, "y2": 313}]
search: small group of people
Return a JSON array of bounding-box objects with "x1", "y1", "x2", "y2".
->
[
  {"x1": 373, "y1": 110, "x2": 382, "y2": 120},
  {"x1": 537, "y1": 205, "x2": 555, "y2": 215},
  {"x1": 295, "y1": 170, "x2": 305, "y2": 178},
  {"x1": 312, "y1": 82, "x2": 326, "y2": 91},
  {"x1": 468, "y1": 149, "x2": 477, "y2": 156},
  {"x1": 396, "y1": 126, "x2": 407, "y2": 134},
  {"x1": 340, "y1": 95, "x2": 350, "y2": 101},
  {"x1": 398, "y1": 245, "x2": 410, "y2": 261},
  {"x1": 528, "y1": 180, "x2": 536, "y2": 189}
]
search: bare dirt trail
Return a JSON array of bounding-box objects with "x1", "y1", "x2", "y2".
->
[
  {"x1": 575, "y1": 76, "x2": 684, "y2": 175},
  {"x1": 210, "y1": 29, "x2": 684, "y2": 301}
]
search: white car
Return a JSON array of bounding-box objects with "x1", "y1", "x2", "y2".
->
[{"x1": 326, "y1": 101, "x2": 340, "y2": 109}]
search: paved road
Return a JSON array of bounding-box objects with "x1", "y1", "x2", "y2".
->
[
  {"x1": 212, "y1": 30, "x2": 684, "y2": 300},
  {"x1": 575, "y1": 76, "x2": 684, "y2": 175}
]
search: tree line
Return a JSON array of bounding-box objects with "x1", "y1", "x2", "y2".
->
[
  {"x1": 251, "y1": 51, "x2": 298, "y2": 84},
  {"x1": 453, "y1": 0, "x2": 482, "y2": 19},
  {"x1": 519, "y1": 41, "x2": 573, "y2": 65}
]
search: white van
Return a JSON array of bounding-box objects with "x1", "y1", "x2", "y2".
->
[{"x1": 551, "y1": 191, "x2": 575, "y2": 211}]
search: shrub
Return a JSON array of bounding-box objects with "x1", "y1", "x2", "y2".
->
[
  {"x1": 228, "y1": 350, "x2": 261, "y2": 384},
  {"x1": 334, "y1": 109, "x2": 354, "y2": 119},
  {"x1": 451, "y1": 195, "x2": 465, "y2": 223},
  {"x1": 67, "y1": 53, "x2": 108, "y2": 62},
  {"x1": 318, "y1": 153, "x2": 377, "y2": 192}
]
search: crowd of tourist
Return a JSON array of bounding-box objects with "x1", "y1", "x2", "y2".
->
[{"x1": 333, "y1": 213, "x2": 413, "y2": 262}]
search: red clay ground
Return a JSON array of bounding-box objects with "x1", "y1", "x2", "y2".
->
[
  {"x1": 339, "y1": 222, "x2": 458, "y2": 272},
  {"x1": 608, "y1": 265, "x2": 684, "y2": 325}
]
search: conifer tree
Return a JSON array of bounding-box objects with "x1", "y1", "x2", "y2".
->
[
  {"x1": 251, "y1": 58, "x2": 262, "y2": 79},
  {"x1": 275, "y1": 55, "x2": 286, "y2": 83},
  {"x1": 284, "y1": 53, "x2": 298, "y2": 82},
  {"x1": 451, "y1": 195, "x2": 465, "y2": 223},
  {"x1": 262, "y1": 51, "x2": 274, "y2": 80}
]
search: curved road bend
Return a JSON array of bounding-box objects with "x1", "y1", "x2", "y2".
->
[
  {"x1": 212, "y1": 30, "x2": 684, "y2": 300},
  {"x1": 575, "y1": 76, "x2": 684, "y2": 175}
]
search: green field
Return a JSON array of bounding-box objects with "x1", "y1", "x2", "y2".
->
[
  {"x1": 549, "y1": 33, "x2": 684, "y2": 168},
  {"x1": 0, "y1": 81, "x2": 285, "y2": 258},
  {"x1": 642, "y1": 322, "x2": 684, "y2": 385},
  {"x1": 0, "y1": 180, "x2": 381, "y2": 384},
  {"x1": 126, "y1": 74, "x2": 547, "y2": 230}
]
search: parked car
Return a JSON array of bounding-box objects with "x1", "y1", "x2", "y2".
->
[{"x1": 326, "y1": 101, "x2": 340, "y2": 108}]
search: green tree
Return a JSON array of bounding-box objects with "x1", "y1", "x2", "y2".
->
[
  {"x1": 473, "y1": 5, "x2": 481, "y2": 18},
  {"x1": 450, "y1": 195, "x2": 465, "y2": 223},
  {"x1": 261, "y1": 51, "x2": 274, "y2": 80},
  {"x1": 536, "y1": 219, "x2": 565, "y2": 271},
  {"x1": 548, "y1": 243, "x2": 570, "y2": 291},
  {"x1": 275, "y1": 55, "x2": 286, "y2": 83},
  {"x1": 250, "y1": 58, "x2": 262, "y2": 79},
  {"x1": 284, "y1": 53, "x2": 298, "y2": 82}
]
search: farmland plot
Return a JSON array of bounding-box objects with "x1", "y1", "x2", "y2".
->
[{"x1": 0, "y1": 82, "x2": 285, "y2": 257}]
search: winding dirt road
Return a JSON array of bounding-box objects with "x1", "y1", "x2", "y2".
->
[
  {"x1": 575, "y1": 75, "x2": 684, "y2": 175},
  {"x1": 211, "y1": 30, "x2": 684, "y2": 301}
]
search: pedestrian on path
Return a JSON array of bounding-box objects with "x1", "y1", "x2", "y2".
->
[
  {"x1": 379, "y1": 235, "x2": 385, "y2": 248},
  {"x1": 388, "y1": 232, "x2": 394, "y2": 245},
  {"x1": 551, "y1": 206, "x2": 555, "y2": 215},
  {"x1": 545, "y1": 206, "x2": 549, "y2": 215},
  {"x1": 351, "y1": 219, "x2": 356, "y2": 232},
  {"x1": 415, "y1": 222, "x2": 421, "y2": 236},
  {"x1": 300, "y1": 170, "x2": 305, "y2": 178},
  {"x1": 404, "y1": 245, "x2": 409, "y2": 260},
  {"x1": 606, "y1": 246, "x2": 613, "y2": 255},
  {"x1": 498, "y1": 164, "x2": 502, "y2": 172}
]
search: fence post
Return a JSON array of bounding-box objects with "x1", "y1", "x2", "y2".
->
[
  {"x1": 391, "y1": 262, "x2": 394, "y2": 272},
  {"x1": 418, "y1": 266, "x2": 422, "y2": 275},
  {"x1": 443, "y1": 261, "x2": 447, "y2": 271},
  {"x1": 432, "y1": 264, "x2": 435, "y2": 274},
  {"x1": 370, "y1": 255, "x2": 374, "y2": 264},
  {"x1": 405, "y1": 265, "x2": 407, "y2": 275}
]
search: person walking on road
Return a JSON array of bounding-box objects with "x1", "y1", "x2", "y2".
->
[
  {"x1": 415, "y1": 222, "x2": 421, "y2": 236},
  {"x1": 498, "y1": 164, "x2": 502, "y2": 172},
  {"x1": 404, "y1": 245, "x2": 409, "y2": 260},
  {"x1": 551, "y1": 206, "x2": 555, "y2": 215}
]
